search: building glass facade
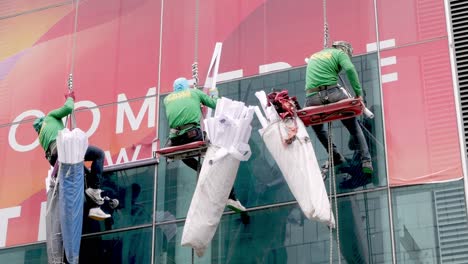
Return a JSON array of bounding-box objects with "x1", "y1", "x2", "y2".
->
[
  {"x1": 0, "y1": 0, "x2": 467, "y2": 263},
  {"x1": 2, "y1": 62, "x2": 467, "y2": 263}
]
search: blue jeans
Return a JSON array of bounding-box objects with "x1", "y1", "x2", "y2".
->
[
  {"x1": 305, "y1": 87, "x2": 371, "y2": 162},
  {"x1": 83, "y1": 145, "x2": 105, "y2": 189}
]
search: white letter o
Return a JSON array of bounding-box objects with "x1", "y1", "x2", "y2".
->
[{"x1": 9, "y1": 110, "x2": 44, "y2": 152}]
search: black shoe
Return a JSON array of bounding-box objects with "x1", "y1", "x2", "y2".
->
[
  {"x1": 339, "y1": 175, "x2": 372, "y2": 189},
  {"x1": 333, "y1": 154, "x2": 346, "y2": 166}
]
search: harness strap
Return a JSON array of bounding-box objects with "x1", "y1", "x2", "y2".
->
[
  {"x1": 170, "y1": 123, "x2": 198, "y2": 135},
  {"x1": 306, "y1": 84, "x2": 338, "y2": 95}
]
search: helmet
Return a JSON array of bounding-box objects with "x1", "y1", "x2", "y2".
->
[
  {"x1": 332, "y1": 41, "x2": 353, "y2": 57},
  {"x1": 173, "y1": 77, "x2": 189, "y2": 92},
  {"x1": 33, "y1": 116, "x2": 45, "y2": 134}
]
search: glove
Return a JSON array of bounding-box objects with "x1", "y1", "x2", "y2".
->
[
  {"x1": 209, "y1": 87, "x2": 219, "y2": 98},
  {"x1": 64, "y1": 90, "x2": 75, "y2": 101}
]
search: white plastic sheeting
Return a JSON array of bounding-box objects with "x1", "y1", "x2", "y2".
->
[
  {"x1": 205, "y1": 97, "x2": 255, "y2": 151},
  {"x1": 255, "y1": 91, "x2": 335, "y2": 227},
  {"x1": 57, "y1": 128, "x2": 88, "y2": 164},
  {"x1": 181, "y1": 97, "x2": 254, "y2": 257}
]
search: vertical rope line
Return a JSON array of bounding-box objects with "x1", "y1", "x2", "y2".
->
[
  {"x1": 323, "y1": 0, "x2": 340, "y2": 261},
  {"x1": 263, "y1": 2, "x2": 267, "y2": 67},
  {"x1": 65, "y1": 0, "x2": 80, "y2": 129},
  {"x1": 151, "y1": 0, "x2": 165, "y2": 263},
  {"x1": 154, "y1": 0, "x2": 165, "y2": 144},
  {"x1": 193, "y1": 0, "x2": 206, "y2": 142},
  {"x1": 324, "y1": 2, "x2": 334, "y2": 262},
  {"x1": 194, "y1": 0, "x2": 199, "y2": 63},
  {"x1": 327, "y1": 122, "x2": 342, "y2": 264},
  {"x1": 331, "y1": 126, "x2": 341, "y2": 264},
  {"x1": 192, "y1": 0, "x2": 200, "y2": 87},
  {"x1": 69, "y1": 0, "x2": 80, "y2": 82},
  {"x1": 323, "y1": 0, "x2": 329, "y2": 48},
  {"x1": 328, "y1": 125, "x2": 333, "y2": 264}
]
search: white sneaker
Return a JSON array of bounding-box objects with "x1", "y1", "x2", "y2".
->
[
  {"x1": 88, "y1": 207, "x2": 111, "y2": 221},
  {"x1": 85, "y1": 188, "x2": 105, "y2": 205},
  {"x1": 227, "y1": 199, "x2": 246, "y2": 212}
]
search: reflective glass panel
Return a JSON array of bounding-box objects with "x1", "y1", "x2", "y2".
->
[
  {"x1": 0, "y1": 217, "x2": 153, "y2": 264},
  {"x1": 156, "y1": 190, "x2": 392, "y2": 263},
  {"x1": 392, "y1": 180, "x2": 468, "y2": 263},
  {"x1": 80, "y1": 227, "x2": 152, "y2": 263},
  {"x1": 82, "y1": 165, "x2": 154, "y2": 234},
  {"x1": 0, "y1": 243, "x2": 47, "y2": 264}
]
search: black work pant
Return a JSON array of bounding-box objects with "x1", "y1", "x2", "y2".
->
[{"x1": 46, "y1": 141, "x2": 104, "y2": 189}]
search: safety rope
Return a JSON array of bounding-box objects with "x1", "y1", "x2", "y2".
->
[
  {"x1": 69, "y1": 0, "x2": 80, "y2": 81},
  {"x1": 192, "y1": 0, "x2": 200, "y2": 88},
  {"x1": 323, "y1": 0, "x2": 341, "y2": 263},
  {"x1": 66, "y1": 0, "x2": 80, "y2": 129},
  {"x1": 323, "y1": 0, "x2": 333, "y2": 263},
  {"x1": 327, "y1": 123, "x2": 341, "y2": 264},
  {"x1": 191, "y1": 0, "x2": 209, "y2": 145},
  {"x1": 328, "y1": 128, "x2": 333, "y2": 264},
  {"x1": 191, "y1": 0, "x2": 206, "y2": 163},
  {"x1": 323, "y1": 0, "x2": 329, "y2": 48}
]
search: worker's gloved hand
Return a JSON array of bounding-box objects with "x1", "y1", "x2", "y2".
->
[
  {"x1": 209, "y1": 87, "x2": 219, "y2": 98},
  {"x1": 64, "y1": 90, "x2": 75, "y2": 101}
]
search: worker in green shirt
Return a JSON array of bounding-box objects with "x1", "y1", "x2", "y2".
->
[
  {"x1": 305, "y1": 41, "x2": 373, "y2": 174},
  {"x1": 33, "y1": 91, "x2": 110, "y2": 220},
  {"x1": 163, "y1": 77, "x2": 246, "y2": 212}
]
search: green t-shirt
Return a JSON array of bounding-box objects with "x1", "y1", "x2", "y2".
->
[
  {"x1": 305, "y1": 48, "x2": 362, "y2": 97},
  {"x1": 163, "y1": 89, "x2": 217, "y2": 138},
  {"x1": 38, "y1": 97, "x2": 74, "y2": 151}
]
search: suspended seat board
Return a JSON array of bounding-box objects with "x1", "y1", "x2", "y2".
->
[
  {"x1": 297, "y1": 98, "x2": 364, "y2": 127},
  {"x1": 156, "y1": 141, "x2": 208, "y2": 160}
]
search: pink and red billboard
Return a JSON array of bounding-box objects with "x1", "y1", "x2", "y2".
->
[{"x1": 0, "y1": 0, "x2": 462, "y2": 247}]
